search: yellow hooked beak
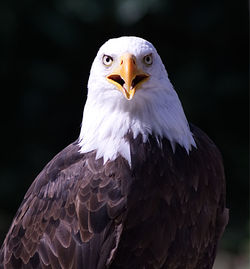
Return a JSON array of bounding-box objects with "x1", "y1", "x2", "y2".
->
[{"x1": 106, "y1": 53, "x2": 149, "y2": 100}]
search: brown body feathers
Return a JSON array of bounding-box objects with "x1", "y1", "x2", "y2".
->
[{"x1": 0, "y1": 124, "x2": 228, "y2": 269}]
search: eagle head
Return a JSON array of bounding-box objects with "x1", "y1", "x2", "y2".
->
[{"x1": 79, "y1": 36, "x2": 196, "y2": 165}]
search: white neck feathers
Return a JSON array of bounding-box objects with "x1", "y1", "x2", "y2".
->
[{"x1": 79, "y1": 84, "x2": 196, "y2": 166}]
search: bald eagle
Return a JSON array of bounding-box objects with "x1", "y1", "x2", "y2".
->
[{"x1": 0, "y1": 36, "x2": 228, "y2": 269}]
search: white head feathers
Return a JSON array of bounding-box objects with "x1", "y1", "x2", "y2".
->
[{"x1": 79, "y1": 36, "x2": 196, "y2": 166}]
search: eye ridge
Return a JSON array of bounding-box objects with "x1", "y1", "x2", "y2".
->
[
  {"x1": 103, "y1": 55, "x2": 113, "y2": 66},
  {"x1": 143, "y1": 54, "x2": 153, "y2": 65}
]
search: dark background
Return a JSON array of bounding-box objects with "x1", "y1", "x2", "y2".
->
[{"x1": 0, "y1": 0, "x2": 248, "y2": 266}]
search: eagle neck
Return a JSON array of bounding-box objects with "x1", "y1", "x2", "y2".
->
[{"x1": 79, "y1": 89, "x2": 196, "y2": 167}]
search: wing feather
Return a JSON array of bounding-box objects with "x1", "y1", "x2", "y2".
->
[{"x1": 0, "y1": 141, "x2": 130, "y2": 268}]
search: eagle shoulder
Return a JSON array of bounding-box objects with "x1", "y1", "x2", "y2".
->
[{"x1": 0, "y1": 141, "x2": 131, "y2": 269}]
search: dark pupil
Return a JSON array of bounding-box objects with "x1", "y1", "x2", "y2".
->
[
  {"x1": 146, "y1": 56, "x2": 150, "y2": 62},
  {"x1": 106, "y1": 57, "x2": 110, "y2": 62}
]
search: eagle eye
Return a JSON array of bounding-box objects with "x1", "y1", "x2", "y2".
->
[
  {"x1": 143, "y1": 54, "x2": 153, "y2": 65},
  {"x1": 103, "y1": 55, "x2": 113, "y2": 66}
]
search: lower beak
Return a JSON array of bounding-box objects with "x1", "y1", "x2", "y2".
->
[{"x1": 106, "y1": 53, "x2": 149, "y2": 100}]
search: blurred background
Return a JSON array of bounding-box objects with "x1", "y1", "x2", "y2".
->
[{"x1": 0, "y1": 0, "x2": 248, "y2": 268}]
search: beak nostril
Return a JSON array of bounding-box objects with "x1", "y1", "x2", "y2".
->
[{"x1": 120, "y1": 60, "x2": 123, "y2": 65}]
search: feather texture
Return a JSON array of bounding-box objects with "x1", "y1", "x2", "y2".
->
[{"x1": 0, "y1": 125, "x2": 228, "y2": 269}]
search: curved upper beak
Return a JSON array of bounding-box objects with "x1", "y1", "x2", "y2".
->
[{"x1": 106, "y1": 53, "x2": 149, "y2": 100}]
